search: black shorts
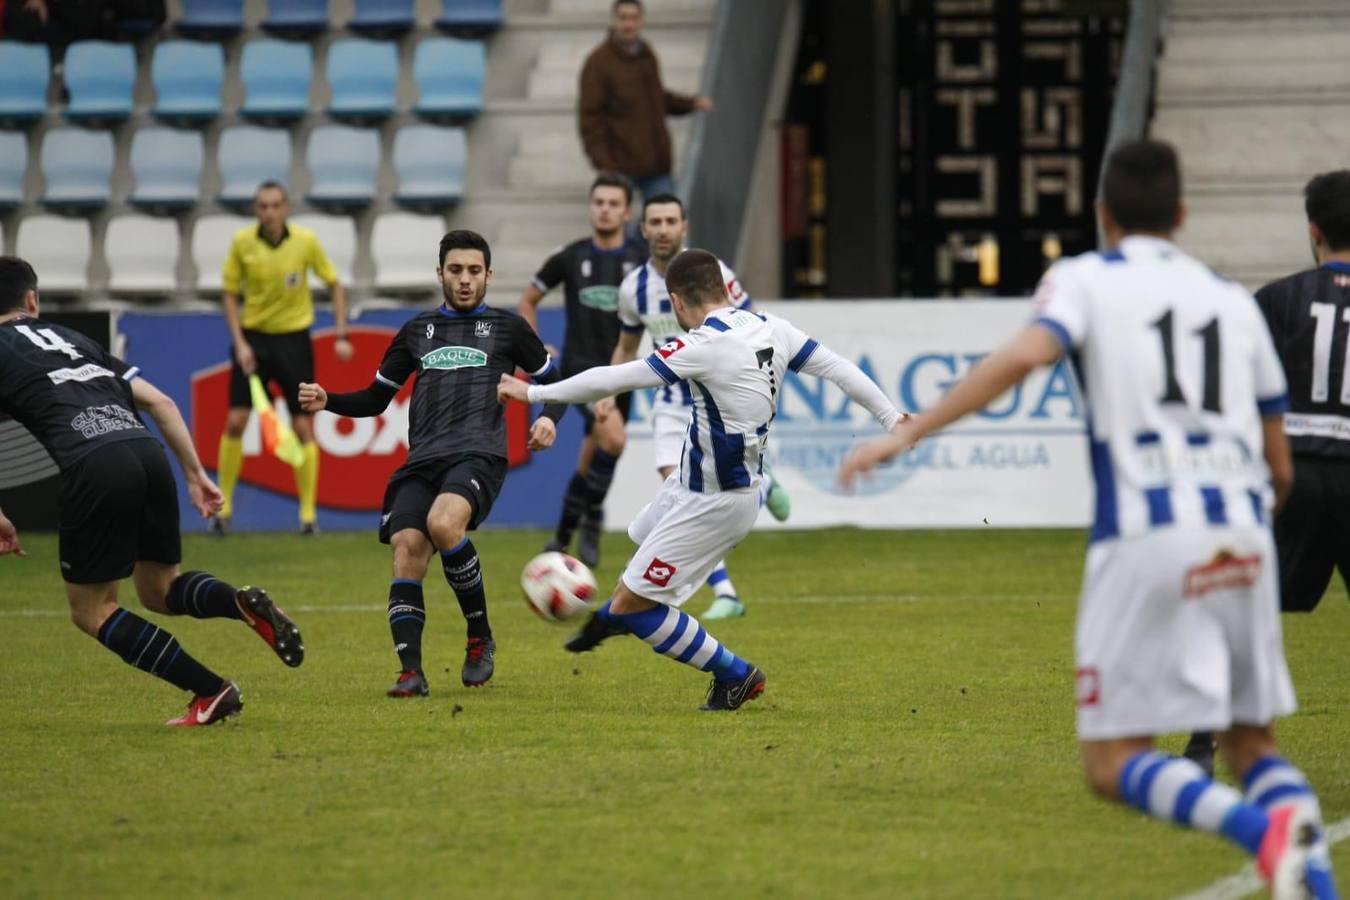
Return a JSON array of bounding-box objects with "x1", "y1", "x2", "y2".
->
[
  {"x1": 229, "y1": 328, "x2": 314, "y2": 417},
  {"x1": 378, "y1": 453, "x2": 508, "y2": 544},
  {"x1": 58, "y1": 439, "x2": 182, "y2": 584},
  {"x1": 1274, "y1": 456, "x2": 1350, "y2": 612},
  {"x1": 576, "y1": 391, "x2": 632, "y2": 433}
]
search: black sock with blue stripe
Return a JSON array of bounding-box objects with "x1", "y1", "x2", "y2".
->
[
  {"x1": 442, "y1": 538, "x2": 491, "y2": 639},
  {"x1": 97, "y1": 608, "x2": 224, "y2": 696},
  {"x1": 388, "y1": 579, "x2": 426, "y2": 672},
  {"x1": 164, "y1": 570, "x2": 243, "y2": 619}
]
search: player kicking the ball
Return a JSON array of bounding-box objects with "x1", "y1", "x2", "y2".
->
[
  {"x1": 300, "y1": 231, "x2": 564, "y2": 696},
  {"x1": 0, "y1": 256, "x2": 304, "y2": 727},
  {"x1": 841, "y1": 141, "x2": 1338, "y2": 899},
  {"x1": 499, "y1": 248, "x2": 905, "y2": 710}
]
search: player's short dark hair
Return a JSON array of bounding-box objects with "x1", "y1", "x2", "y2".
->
[
  {"x1": 665, "y1": 249, "x2": 724, "y2": 307},
  {"x1": 591, "y1": 171, "x2": 634, "y2": 206},
  {"x1": 255, "y1": 180, "x2": 288, "y2": 200},
  {"x1": 613, "y1": 0, "x2": 641, "y2": 12},
  {"x1": 1101, "y1": 140, "x2": 1182, "y2": 234},
  {"x1": 0, "y1": 256, "x2": 38, "y2": 313},
  {"x1": 439, "y1": 229, "x2": 492, "y2": 269},
  {"x1": 643, "y1": 192, "x2": 684, "y2": 221},
  {"x1": 1304, "y1": 170, "x2": 1350, "y2": 251}
]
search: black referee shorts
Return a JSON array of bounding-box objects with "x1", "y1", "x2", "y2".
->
[
  {"x1": 576, "y1": 391, "x2": 632, "y2": 434},
  {"x1": 378, "y1": 453, "x2": 508, "y2": 544},
  {"x1": 1274, "y1": 456, "x2": 1350, "y2": 612},
  {"x1": 58, "y1": 438, "x2": 182, "y2": 584},
  {"x1": 228, "y1": 328, "x2": 314, "y2": 417}
]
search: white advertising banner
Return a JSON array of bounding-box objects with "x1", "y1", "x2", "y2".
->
[{"x1": 604, "y1": 300, "x2": 1093, "y2": 529}]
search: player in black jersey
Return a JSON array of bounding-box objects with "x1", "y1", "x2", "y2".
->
[
  {"x1": 0, "y1": 256, "x2": 305, "y2": 727},
  {"x1": 1254, "y1": 169, "x2": 1350, "y2": 611},
  {"x1": 1185, "y1": 170, "x2": 1350, "y2": 775},
  {"x1": 518, "y1": 172, "x2": 646, "y2": 567},
  {"x1": 299, "y1": 230, "x2": 565, "y2": 696}
]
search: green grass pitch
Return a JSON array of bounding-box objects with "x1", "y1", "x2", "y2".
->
[{"x1": 1, "y1": 528, "x2": 1346, "y2": 898}]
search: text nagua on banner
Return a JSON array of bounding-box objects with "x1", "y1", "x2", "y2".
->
[{"x1": 604, "y1": 300, "x2": 1092, "y2": 529}]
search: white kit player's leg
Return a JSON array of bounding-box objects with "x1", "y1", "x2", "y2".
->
[{"x1": 563, "y1": 477, "x2": 766, "y2": 710}]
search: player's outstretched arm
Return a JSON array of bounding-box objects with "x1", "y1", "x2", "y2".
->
[
  {"x1": 839, "y1": 324, "x2": 1062, "y2": 488},
  {"x1": 498, "y1": 359, "x2": 663, "y2": 407},
  {"x1": 302, "y1": 378, "x2": 398, "y2": 418},
  {"x1": 130, "y1": 377, "x2": 225, "y2": 517},
  {"x1": 0, "y1": 506, "x2": 26, "y2": 558}
]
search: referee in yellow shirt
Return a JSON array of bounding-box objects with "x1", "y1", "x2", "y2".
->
[{"x1": 214, "y1": 181, "x2": 352, "y2": 535}]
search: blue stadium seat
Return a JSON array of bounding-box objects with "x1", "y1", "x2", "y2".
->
[
  {"x1": 64, "y1": 41, "x2": 136, "y2": 123},
  {"x1": 263, "y1": 0, "x2": 330, "y2": 38},
  {"x1": 152, "y1": 41, "x2": 225, "y2": 124},
  {"x1": 177, "y1": 0, "x2": 245, "y2": 37},
  {"x1": 393, "y1": 125, "x2": 466, "y2": 208},
  {"x1": 40, "y1": 128, "x2": 114, "y2": 210},
  {"x1": 413, "y1": 37, "x2": 485, "y2": 121},
  {"x1": 0, "y1": 43, "x2": 49, "y2": 126},
  {"x1": 218, "y1": 126, "x2": 292, "y2": 207},
  {"x1": 435, "y1": 0, "x2": 502, "y2": 37},
  {"x1": 0, "y1": 133, "x2": 26, "y2": 210},
  {"x1": 240, "y1": 40, "x2": 312, "y2": 122},
  {"x1": 129, "y1": 128, "x2": 204, "y2": 211},
  {"x1": 327, "y1": 38, "x2": 399, "y2": 121},
  {"x1": 349, "y1": 0, "x2": 416, "y2": 37},
  {"x1": 306, "y1": 125, "x2": 380, "y2": 208}
]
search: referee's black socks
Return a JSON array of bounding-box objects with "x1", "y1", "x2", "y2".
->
[
  {"x1": 441, "y1": 538, "x2": 491, "y2": 639},
  {"x1": 164, "y1": 571, "x2": 244, "y2": 620},
  {"x1": 97, "y1": 608, "x2": 225, "y2": 697}
]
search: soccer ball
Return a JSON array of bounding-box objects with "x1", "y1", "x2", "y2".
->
[{"x1": 520, "y1": 551, "x2": 598, "y2": 622}]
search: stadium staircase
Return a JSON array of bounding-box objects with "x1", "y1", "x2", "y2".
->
[
  {"x1": 0, "y1": 0, "x2": 717, "y2": 304},
  {"x1": 1154, "y1": 0, "x2": 1350, "y2": 290},
  {"x1": 466, "y1": 0, "x2": 714, "y2": 298}
]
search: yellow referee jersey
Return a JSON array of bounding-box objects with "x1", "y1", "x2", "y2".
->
[{"x1": 222, "y1": 224, "x2": 339, "y2": 334}]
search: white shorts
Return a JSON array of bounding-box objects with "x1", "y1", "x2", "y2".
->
[
  {"x1": 1075, "y1": 525, "x2": 1297, "y2": 741},
  {"x1": 621, "y1": 474, "x2": 760, "y2": 607},
  {"x1": 650, "y1": 399, "x2": 691, "y2": 471}
]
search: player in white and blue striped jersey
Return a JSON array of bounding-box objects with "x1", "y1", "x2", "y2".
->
[
  {"x1": 841, "y1": 141, "x2": 1337, "y2": 900},
  {"x1": 500, "y1": 248, "x2": 904, "y2": 710},
  {"x1": 609, "y1": 193, "x2": 791, "y2": 621}
]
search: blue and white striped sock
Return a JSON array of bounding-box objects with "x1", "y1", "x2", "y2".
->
[
  {"x1": 1243, "y1": 755, "x2": 1321, "y2": 816},
  {"x1": 605, "y1": 603, "x2": 752, "y2": 682},
  {"x1": 706, "y1": 562, "x2": 736, "y2": 599},
  {"x1": 1119, "y1": 751, "x2": 1269, "y2": 855}
]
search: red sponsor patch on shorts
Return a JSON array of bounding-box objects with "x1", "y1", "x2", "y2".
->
[
  {"x1": 1076, "y1": 666, "x2": 1100, "y2": 707},
  {"x1": 1183, "y1": 550, "x2": 1262, "y2": 598},
  {"x1": 643, "y1": 558, "x2": 677, "y2": 586},
  {"x1": 656, "y1": 339, "x2": 685, "y2": 359}
]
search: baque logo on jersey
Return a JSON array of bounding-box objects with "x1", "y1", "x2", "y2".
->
[
  {"x1": 421, "y1": 346, "x2": 488, "y2": 370},
  {"x1": 579, "y1": 285, "x2": 620, "y2": 312},
  {"x1": 190, "y1": 328, "x2": 531, "y2": 510}
]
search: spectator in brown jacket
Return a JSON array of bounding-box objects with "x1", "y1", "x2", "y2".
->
[{"x1": 577, "y1": 0, "x2": 713, "y2": 204}]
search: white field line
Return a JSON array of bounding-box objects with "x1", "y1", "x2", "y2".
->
[
  {"x1": 0, "y1": 592, "x2": 1059, "y2": 619},
  {"x1": 1176, "y1": 816, "x2": 1350, "y2": 900}
]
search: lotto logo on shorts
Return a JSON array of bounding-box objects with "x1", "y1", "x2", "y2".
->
[
  {"x1": 656, "y1": 339, "x2": 685, "y2": 359},
  {"x1": 643, "y1": 558, "x2": 677, "y2": 586},
  {"x1": 1183, "y1": 550, "x2": 1262, "y2": 598},
  {"x1": 1075, "y1": 667, "x2": 1100, "y2": 707}
]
